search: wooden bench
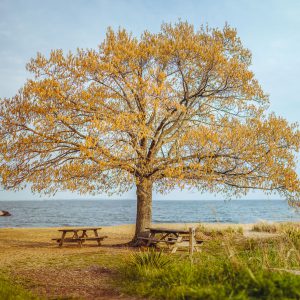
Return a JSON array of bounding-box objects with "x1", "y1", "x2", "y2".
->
[
  {"x1": 139, "y1": 227, "x2": 204, "y2": 254},
  {"x1": 83, "y1": 236, "x2": 108, "y2": 241},
  {"x1": 52, "y1": 238, "x2": 82, "y2": 243},
  {"x1": 52, "y1": 236, "x2": 108, "y2": 243},
  {"x1": 137, "y1": 236, "x2": 182, "y2": 246},
  {"x1": 52, "y1": 228, "x2": 107, "y2": 247}
]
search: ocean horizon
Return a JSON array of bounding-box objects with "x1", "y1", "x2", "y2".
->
[{"x1": 0, "y1": 199, "x2": 299, "y2": 228}]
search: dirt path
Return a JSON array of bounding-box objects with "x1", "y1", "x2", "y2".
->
[{"x1": 16, "y1": 266, "x2": 138, "y2": 300}]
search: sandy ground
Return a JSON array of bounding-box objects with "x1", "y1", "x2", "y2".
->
[
  {"x1": 0, "y1": 223, "x2": 281, "y2": 299},
  {"x1": 0, "y1": 224, "x2": 137, "y2": 299}
]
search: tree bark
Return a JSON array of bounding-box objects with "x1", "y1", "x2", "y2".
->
[{"x1": 134, "y1": 177, "x2": 153, "y2": 240}]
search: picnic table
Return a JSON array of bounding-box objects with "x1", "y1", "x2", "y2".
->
[
  {"x1": 52, "y1": 227, "x2": 107, "y2": 247},
  {"x1": 138, "y1": 227, "x2": 203, "y2": 254}
]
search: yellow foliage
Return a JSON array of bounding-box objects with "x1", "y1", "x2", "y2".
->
[{"x1": 0, "y1": 21, "x2": 299, "y2": 202}]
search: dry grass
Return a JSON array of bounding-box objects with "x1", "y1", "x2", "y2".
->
[
  {"x1": 0, "y1": 226, "x2": 137, "y2": 299},
  {"x1": 196, "y1": 224, "x2": 244, "y2": 239},
  {"x1": 251, "y1": 221, "x2": 279, "y2": 233}
]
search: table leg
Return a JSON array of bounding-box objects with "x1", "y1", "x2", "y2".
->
[
  {"x1": 80, "y1": 230, "x2": 88, "y2": 238},
  {"x1": 170, "y1": 235, "x2": 182, "y2": 253},
  {"x1": 163, "y1": 233, "x2": 172, "y2": 250},
  {"x1": 59, "y1": 231, "x2": 66, "y2": 247},
  {"x1": 94, "y1": 229, "x2": 101, "y2": 246},
  {"x1": 147, "y1": 232, "x2": 156, "y2": 246},
  {"x1": 171, "y1": 246, "x2": 178, "y2": 253},
  {"x1": 80, "y1": 230, "x2": 88, "y2": 247},
  {"x1": 160, "y1": 233, "x2": 169, "y2": 241},
  {"x1": 73, "y1": 230, "x2": 82, "y2": 247}
]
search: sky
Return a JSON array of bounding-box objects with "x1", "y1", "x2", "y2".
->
[{"x1": 0, "y1": 0, "x2": 299, "y2": 200}]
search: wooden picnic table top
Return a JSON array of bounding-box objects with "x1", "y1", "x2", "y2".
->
[
  {"x1": 58, "y1": 227, "x2": 102, "y2": 232},
  {"x1": 147, "y1": 227, "x2": 191, "y2": 234}
]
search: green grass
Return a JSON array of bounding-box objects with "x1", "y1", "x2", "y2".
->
[
  {"x1": 119, "y1": 226, "x2": 300, "y2": 300},
  {"x1": 0, "y1": 276, "x2": 41, "y2": 300},
  {"x1": 122, "y1": 258, "x2": 300, "y2": 299}
]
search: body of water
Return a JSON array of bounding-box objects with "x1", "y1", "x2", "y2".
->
[{"x1": 0, "y1": 199, "x2": 299, "y2": 228}]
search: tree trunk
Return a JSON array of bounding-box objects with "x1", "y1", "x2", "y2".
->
[{"x1": 134, "y1": 177, "x2": 153, "y2": 240}]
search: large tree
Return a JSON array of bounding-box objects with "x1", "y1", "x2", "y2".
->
[{"x1": 0, "y1": 22, "x2": 299, "y2": 239}]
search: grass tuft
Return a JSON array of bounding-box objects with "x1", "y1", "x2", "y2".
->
[
  {"x1": 281, "y1": 223, "x2": 300, "y2": 250},
  {"x1": 196, "y1": 224, "x2": 244, "y2": 239},
  {"x1": 128, "y1": 249, "x2": 173, "y2": 269},
  {"x1": 252, "y1": 222, "x2": 278, "y2": 233}
]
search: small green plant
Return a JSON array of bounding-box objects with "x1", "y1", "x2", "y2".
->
[{"x1": 129, "y1": 249, "x2": 173, "y2": 269}]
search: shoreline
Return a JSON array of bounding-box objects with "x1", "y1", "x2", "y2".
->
[
  {"x1": 0, "y1": 221, "x2": 298, "y2": 233},
  {"x1": 0, "y1": 222, "x2": 297, "y2": 242}
]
